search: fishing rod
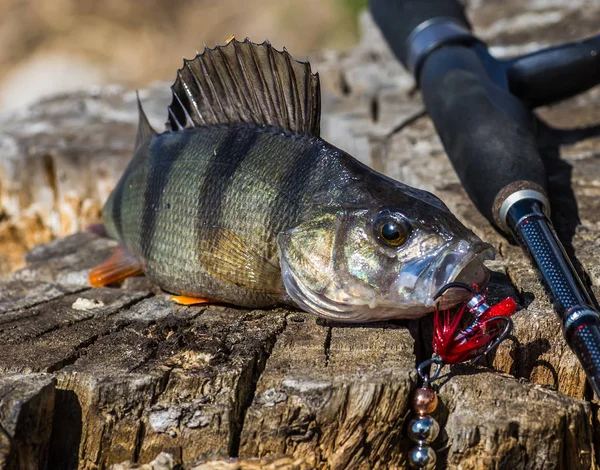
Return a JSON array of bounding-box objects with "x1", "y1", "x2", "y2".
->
[{"x1": 370, "y1": 0, "x2": 600, "y2": 397}]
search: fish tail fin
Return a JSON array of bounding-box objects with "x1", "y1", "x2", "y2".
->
[
  {"x1": 99, "y1": 92, "x2": 155, "y2": 242},
  {"x1": 101, "y1": 192, "x2": 119, "y2": 239},
  {"x1": 166, "y1": 37, "x2": 321, "y2": 137}
]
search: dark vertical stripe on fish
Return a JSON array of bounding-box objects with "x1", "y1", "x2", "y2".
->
[
  {"x1": 139, "y1": 136, "x2": 189, "y2": 258},
  {"x1": 195, "y1": 127, "x2": 259, "y2": 238},
  {"x1": 245, "y1": 137, "x2": 325, "y2": 287},
  {"x1": 269, "y1": 138, "x2": 324, "y2": 231}
]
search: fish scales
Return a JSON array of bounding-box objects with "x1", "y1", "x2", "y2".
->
[
  {"x1": 92, "y1": 39, "x2": 494, "y2": 321},
  {"x1": 106, "y1": 124, "x2": 348, "y2": 306}
]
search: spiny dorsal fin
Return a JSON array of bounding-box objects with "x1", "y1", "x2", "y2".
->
[
  {"x1": 135, "y1": 92, "x2": 157, "y2": 153},
  {"x1": 166, "y1": 38, "x2": 321, "y2": 137}
]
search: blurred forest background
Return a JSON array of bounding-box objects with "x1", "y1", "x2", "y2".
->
[{"x1": 0, "y1": 0, "x2": 367, "y2": 111}]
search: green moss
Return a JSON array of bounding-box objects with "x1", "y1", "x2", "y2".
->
[{"x1": 341, "y1": 0, "x2": 368, "y2": 17}]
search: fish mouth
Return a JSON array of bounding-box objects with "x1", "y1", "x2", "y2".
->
[{"x1": 421, "y1": 241, "x2": 494, "y2": 308}]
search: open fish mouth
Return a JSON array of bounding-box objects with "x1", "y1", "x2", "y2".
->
[{"x1": 421, "y1": 241, "x2": 495, "y2": 309}]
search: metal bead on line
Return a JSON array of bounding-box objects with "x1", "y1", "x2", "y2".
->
[
  {"x1": 413, "y1": 387, "x2": 438, "y2": 416},
  {"x1": 408, "y1": 445, "x2": 436, "y2": 469},
  {"x1": 408, "y1": 416, "x2": 439, "y2": 444},
  {"x1": 408, "y1": 383, "x2": 439, "y2": 468}
]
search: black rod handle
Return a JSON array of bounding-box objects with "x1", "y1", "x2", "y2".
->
[
  {"x1": 418, "y1": 44, "x2": 548, "y2": 230},
  {"x1": 507, "y1": 34, "x2": 600, "y2": 108},
  {"x1": 369, "y1": 0, "x2": 471, "y2": 69}
]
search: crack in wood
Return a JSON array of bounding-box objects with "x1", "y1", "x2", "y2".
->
[
  {"x1": 42, "y1": 153, "x2": 59, "y2": 210},
  {"x1": 339, "y1": 70, "x2": 351, "y2": 96},
  {"x1": 323, "y1": 326, "x2": 332, "y2": 367},
  {"x1": 46, "y1": 333, "x2": 101, "y2": 373},
  {"x1": 385, "y1": 109, "x2": 426, "y2": 138},
  {"x1": 44, "y1": 294, "x2": 154, "y2": 373},
  {"x1": 132, "y1": 413, "x2": 146, "y2": 464},
  {"x1": 0, "y1": 285, "x2": 89, "y2": 316},
  {"x1": 370, "y1": 95, "x2": 379, "y2": 123},
  {"x1": 228, "y1": 313, "x2": 289, "y2": 458}
]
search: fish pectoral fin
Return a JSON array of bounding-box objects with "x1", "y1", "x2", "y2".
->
[
  {"x1": 199, "y1": 227, "x2": 282, "y2": 293},
  {"x1": 89, "y1": 246, "x2": 143, "y2": 287},
  {"x1": 170, "y1": 295, "x2": 215, "y2": 306}
]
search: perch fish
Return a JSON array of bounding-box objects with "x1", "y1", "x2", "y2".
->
[{"x1": 90, "y1": 38, "x2": 494, "y2": 321}]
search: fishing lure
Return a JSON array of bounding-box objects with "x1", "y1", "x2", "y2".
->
[{"x1": 407, "y1": 283, "x2": 516, "y2": 468}]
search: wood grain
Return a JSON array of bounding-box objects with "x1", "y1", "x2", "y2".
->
[{"x1": 1, "y1": 1, "x2": 600, "y2": 468}]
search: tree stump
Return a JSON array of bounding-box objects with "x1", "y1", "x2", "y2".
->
[{"x1": 1, "y1": 1, "x2": 600, "y2": 469}]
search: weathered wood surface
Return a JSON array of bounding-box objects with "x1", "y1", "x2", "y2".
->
[
  {"x1": 1, "y1": 1, "x2": 600, "y2": 469},
  {"x1": 3, "y1": 233, "x2": 596, "y2": 470}
]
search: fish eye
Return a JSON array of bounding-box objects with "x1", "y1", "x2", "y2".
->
[{"x1": 374, "y1": 213, "x2": 410, "y2": 248}]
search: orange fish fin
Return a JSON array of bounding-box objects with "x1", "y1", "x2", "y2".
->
[
  {"x1": 89, "y1": 246, "x2": 143, "y2": 287},
  {"x1": 170, "y1": 295, "x2": 215, "y2": 306}
]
